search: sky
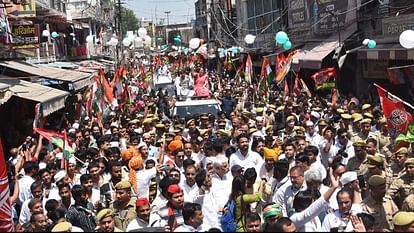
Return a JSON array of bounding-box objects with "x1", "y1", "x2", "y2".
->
[{"x1": 126, "y1": 0, "x2": 196, "y2": 25}]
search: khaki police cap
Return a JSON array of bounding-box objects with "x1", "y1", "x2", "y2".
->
[
  {"x1": 393, "y1": 212, "x2": 414, "y2": 226},
  {"x1": 155, "y1": 123, "x2": 165, "y2": 129},
  {"x1": 199, "y1": 129, "x2": 209, "y2": 136},
  {"x1": 268, "y1": 104, "x2": 276, "y2": 110},
  {"x1": 379, "y1": 117, "x2": 387, "y2": 124},
  {"x1": 353, "y1": 139, "x2": 367, "y2": 147},
  {"x1": 143, "y1": 118, "x2": 153, "y2": 125},
  {"x1": 129, "y1": 119, "x2": 139, "y2": 124},
  {"x1": 96, "y1": 208, "x2": 114, "y2": 223},
  {"x1": 287, "y1": 116, "x2": 295, "y2": 122},
  {"x1": 396, "y1": 147, "x2": 409, "y2": 155},
  {"x1": 256, "y1": 107, "x2": 264, "y2": 113},
  {"x1": 367, "y1": 155, "x2": 384, "y2": 168},
  {"x1": 363, "y1": 113, "x2": 374, "y2": 119},
  {"x1": 368, "y1": 175, "x2": 386, "y2": 187},
  {"x1": 51, "y1": 222, "x2": 72, "y2": 232},
  {"x1": 405, "y1": 158, "x2": 414, "y2": 166},
  {"x1": 341, "y1": 114, "x2": 352, "y2": 120},
  {"x1": 276, "y1": 106, "x2": 285, "y2": 112},
  {"x1": 115, "y1": 181, "x2": 131, "y2": 190},
  {"x1": 337, "y1": 109, "x2": 345, "y2": 114},
  {"x1": 362, "y1": 104, "x2": 371, "y2": 110},
  {"x1": 249, "y1": 128, "x2": 258, "y2": 134},
  {"x1": 265, "y1": 125, "x2": 273, "y2": 131},
  {"x1": 187, "y1": 119, "x2": 195, "y2": 125},
  {"x1": 218, "y1": 121, "x2": 226, "y2": 126},
  {"x1": 318, "y1": 119, "x2": 328, "y2": 126},
  {"x1": 313, "y1": 107, "x2": 322, "y2": 112},
  {"x1": 353, "y1": 115, "x2": 363, "y2": 123},
  {"x1": 146, "y1": 114, "x2": 154, "y2": 118},
  {"x1": 217, "y1": 129, "x2": 231, "y2": 137},
  {"x1": 360, "y1": 118, "x2": 372, "y2": 125}
]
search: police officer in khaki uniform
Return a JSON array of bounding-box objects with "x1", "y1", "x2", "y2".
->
[
  {"x1": 361, "y1": 175, "x2": 399, "y2": 232},
  {"x1": 95, "y1": 208, "x2": 123, "y2": 232},
  {"x1": 353, "y1": 119, "x2": 381, "y2": 146},
  {"x1": 346, "y1": 139, "x2": 369, "y2": 176},
  {"x1": 393, "y1": 211, "x2": 414, "y2": 232},
  {"x1": 387, "y1": 158, "x2": 414, "y2": 209},
  {"x1": 366, "y1": 155, "x2": 393, "y2": 189},
  {"x1": 110, "y1": 181, "x2": 137, "y2": 231},
  {"x1": 390, "y1": 147, "x2": 409, "y2": 178}
]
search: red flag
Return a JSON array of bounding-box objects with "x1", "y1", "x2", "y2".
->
[
  {"x1": 312, "y1": 67, "x2": 337, "y2": 90},
  {"x1": 300, "y1": 79, "x2": 312, "y2": 97},
  {"x1": 245, "y1": 53, "x2": 253, "y2": 84},
  {"x1": 99, "y1": 69, "x2": 115, "y2": 106},
  {"x1": 331, "y1": 89, "x2": 338, "y2": 106},
  {"x1": 294, "y1": 74, "x2": 301, "y2": 96},
  {"x1": 284, "y1": 79, "x2": 289, "y2": 100},
  {"x1": 0, "y1": 137, "x2": 14, "y2": 232},
  {"x1": 376, "y1": 85, "x2": 412, "y2": 134}
]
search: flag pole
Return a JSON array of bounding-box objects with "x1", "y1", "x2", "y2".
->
[{"x1": 374, "y1": 83, "x2": 414, "y2": 110}]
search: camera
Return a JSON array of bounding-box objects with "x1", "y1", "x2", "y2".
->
[{"x1": 337, "y1": 148, "x2": 348, "y2": 158}]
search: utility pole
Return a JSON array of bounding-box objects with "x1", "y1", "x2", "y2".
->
[
  {"x1": 165, "y1": 11, "x2": 171, "y2": 44},
  {"x1": 116, "y1": 0, "x2": 123, "y2": 65}
]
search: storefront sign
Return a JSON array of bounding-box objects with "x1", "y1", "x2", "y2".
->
[
  {"x1": 6, "y1": 0, "x2": 36, "y2": 17},
  {"x1": 11, "y1": 24, "x2": 40, "y2": 46},
  {"x1": 382, "y1": 13, "x2": 414, "y2": 38}
]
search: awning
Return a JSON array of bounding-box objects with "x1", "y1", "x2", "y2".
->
[
  {"x1": 0, "y1": 78, "x2": 69, "y2": 116},
  {"x1": 292, "y1": 25, "x2": 357, "y2": 70},
  {"x1": 0, "y1": 83, "x2": 13, "y2": 106},
  {"x1": 357, "y1": 44, "x2": 414, "y2": 60},
  {"x1": 0, "y1": 60, "x2": 92, "y2": 91}
]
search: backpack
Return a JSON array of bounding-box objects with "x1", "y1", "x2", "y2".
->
[{"x1": 220, "y1": 199, "x2": 237, "y2": 232}]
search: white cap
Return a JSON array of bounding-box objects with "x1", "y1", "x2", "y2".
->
[
  {"x1": 340, "y1": 171, "x2": 358, "y2": 185},
  {"x1": 84, "y1": 116, "x2": 90, "y2": 121},
  {"x1": 68, "y1": 157, "x2": 77, "y2": 165},
  {"x1": 68, "y1": 128, "x2": 76, "y2": 134},
  {"x1": 137, "y1": 141, "x2": 147, "y2": 149},
  {"x1": 55, "y1": 152, "x2": 63, "y2": 160},
  {"x1": 39, "y1": 163, "x2": 46, "y2": 170},
  {"x1": 255, "y1": 116, "x2": 264, "y2": 121},
  {"x1": 109, "y1": 141, "x2": 119, "y2": 148},
  {"x1": 305, "y1": 120, "x2": 314, "y2": 127},
  {"x1": 310, "y1": 111, "x2": 320, "y2": 119},
  {"x1": 72, "y1": 123, "x2": 80, "y2": 130},
  {"x1": 54, "y1": 170, "x2": 67, "y2": 183},
  {"x1": 110, "y1": 122, "x2": 119, "y2": 128}
]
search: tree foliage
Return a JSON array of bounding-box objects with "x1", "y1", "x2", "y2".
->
[{"x1": 120, "y1": 6, "x2": 139, "y2": 35}]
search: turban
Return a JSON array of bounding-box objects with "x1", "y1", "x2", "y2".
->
[
  {"x1": 122, "y1": 147, "x2": 139, "y2": 161},
  {"x1": 167, "y1": 184, "x2": 182, "y2": 194},
  {"x1": 129, "y1": 156, "x2": 143, "y2": 194},
  {"x1": 263, "y1": 147, "x2": 278, "y2": 160},
  {"x1": 168, "y1": 140, "x2": 183, "y2": 153},
  {"x1": 263, "y1": 204, "x2": 282, "y2": 221},
  {"x1": 136, "y1": 198, "x2": 150, "y2": 207}
]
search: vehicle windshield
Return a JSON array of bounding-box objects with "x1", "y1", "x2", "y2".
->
[
  {"x1": 155, "y1": 83, "x2": 176, "y2": 96},
  {"x1": 176, "y1": 104, "x2": 220, "y2": 118}
]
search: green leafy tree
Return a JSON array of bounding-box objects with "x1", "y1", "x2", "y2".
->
[{"x1": 120, "y1": 6, "x2": 139, "y2": 35}]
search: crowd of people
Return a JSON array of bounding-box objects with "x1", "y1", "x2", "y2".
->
[{"x1": 5, "y1": 55, "x2": 414, "y2": 232}]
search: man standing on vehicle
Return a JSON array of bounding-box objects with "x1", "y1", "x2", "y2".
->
[{"x1": 220, "y1": 89, "x2": 237, "y2": 118}]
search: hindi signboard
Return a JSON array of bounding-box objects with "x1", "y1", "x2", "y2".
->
[{"x1": 11, "y1": 24, "x2": 40, "y2": 47}]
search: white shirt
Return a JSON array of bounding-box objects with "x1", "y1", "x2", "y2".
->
[
  {"x1": 258, "y1": 163, "x2": 273, "y2": 182},
  {"x1": 274, "y1": 181, "x2": 307, "y2": 217},
  {"x1": 193, "y1": 190, "x2": 221, "y2": 231},
  {"x1": 211, "y1": 172, "x2": 233, "y2": 209},
  {"x1": 19, "y1": 198, "x2": 47, "y2": 225},
  {"x1": 174, "y1": 224, "x2": 202, "y2": 232},
  {"x1": 305, "y1": 132, "x2": 322, "y2": 147},
  {"x1": 333, "y1": 140, "x2": 355, "y2": 166},
  {"x1": 318, "y1": 138, "x2": 336, "y2": 169},
  {"x1": 126, "y1": 214, "x2": 162, "y2": 231},
  {"x1": 18, "y1": 175, "x2": 35, "y2": 205},
  {"x1": 290, "y1": 195, "x2": 328, "y2": 232},
  {"x1": 180, "y1": 180, "x2": 199, "y2": 203},
  {"x1": 135, "y1": 167, "x2": 157, "y2": 199},
  {"x1": 321, "y1": 204, "x2": 362, "y2": 232},
  {"x1": 229, "y1": 150, "x2": 263, "y2": 172},
  {"x1": 270, "y1": 176, "x2": 290, "y2": 203}
]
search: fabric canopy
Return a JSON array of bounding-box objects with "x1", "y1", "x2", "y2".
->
[
  {"x1": 292, "y1": 25, "x2": 357, "y2": 70},
  {"x1": 0, "y1": 78, "x2": 69, "y2": 116},
  {"x1": 0, "y1": 60, "x2": 92, "y2": 91}
]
